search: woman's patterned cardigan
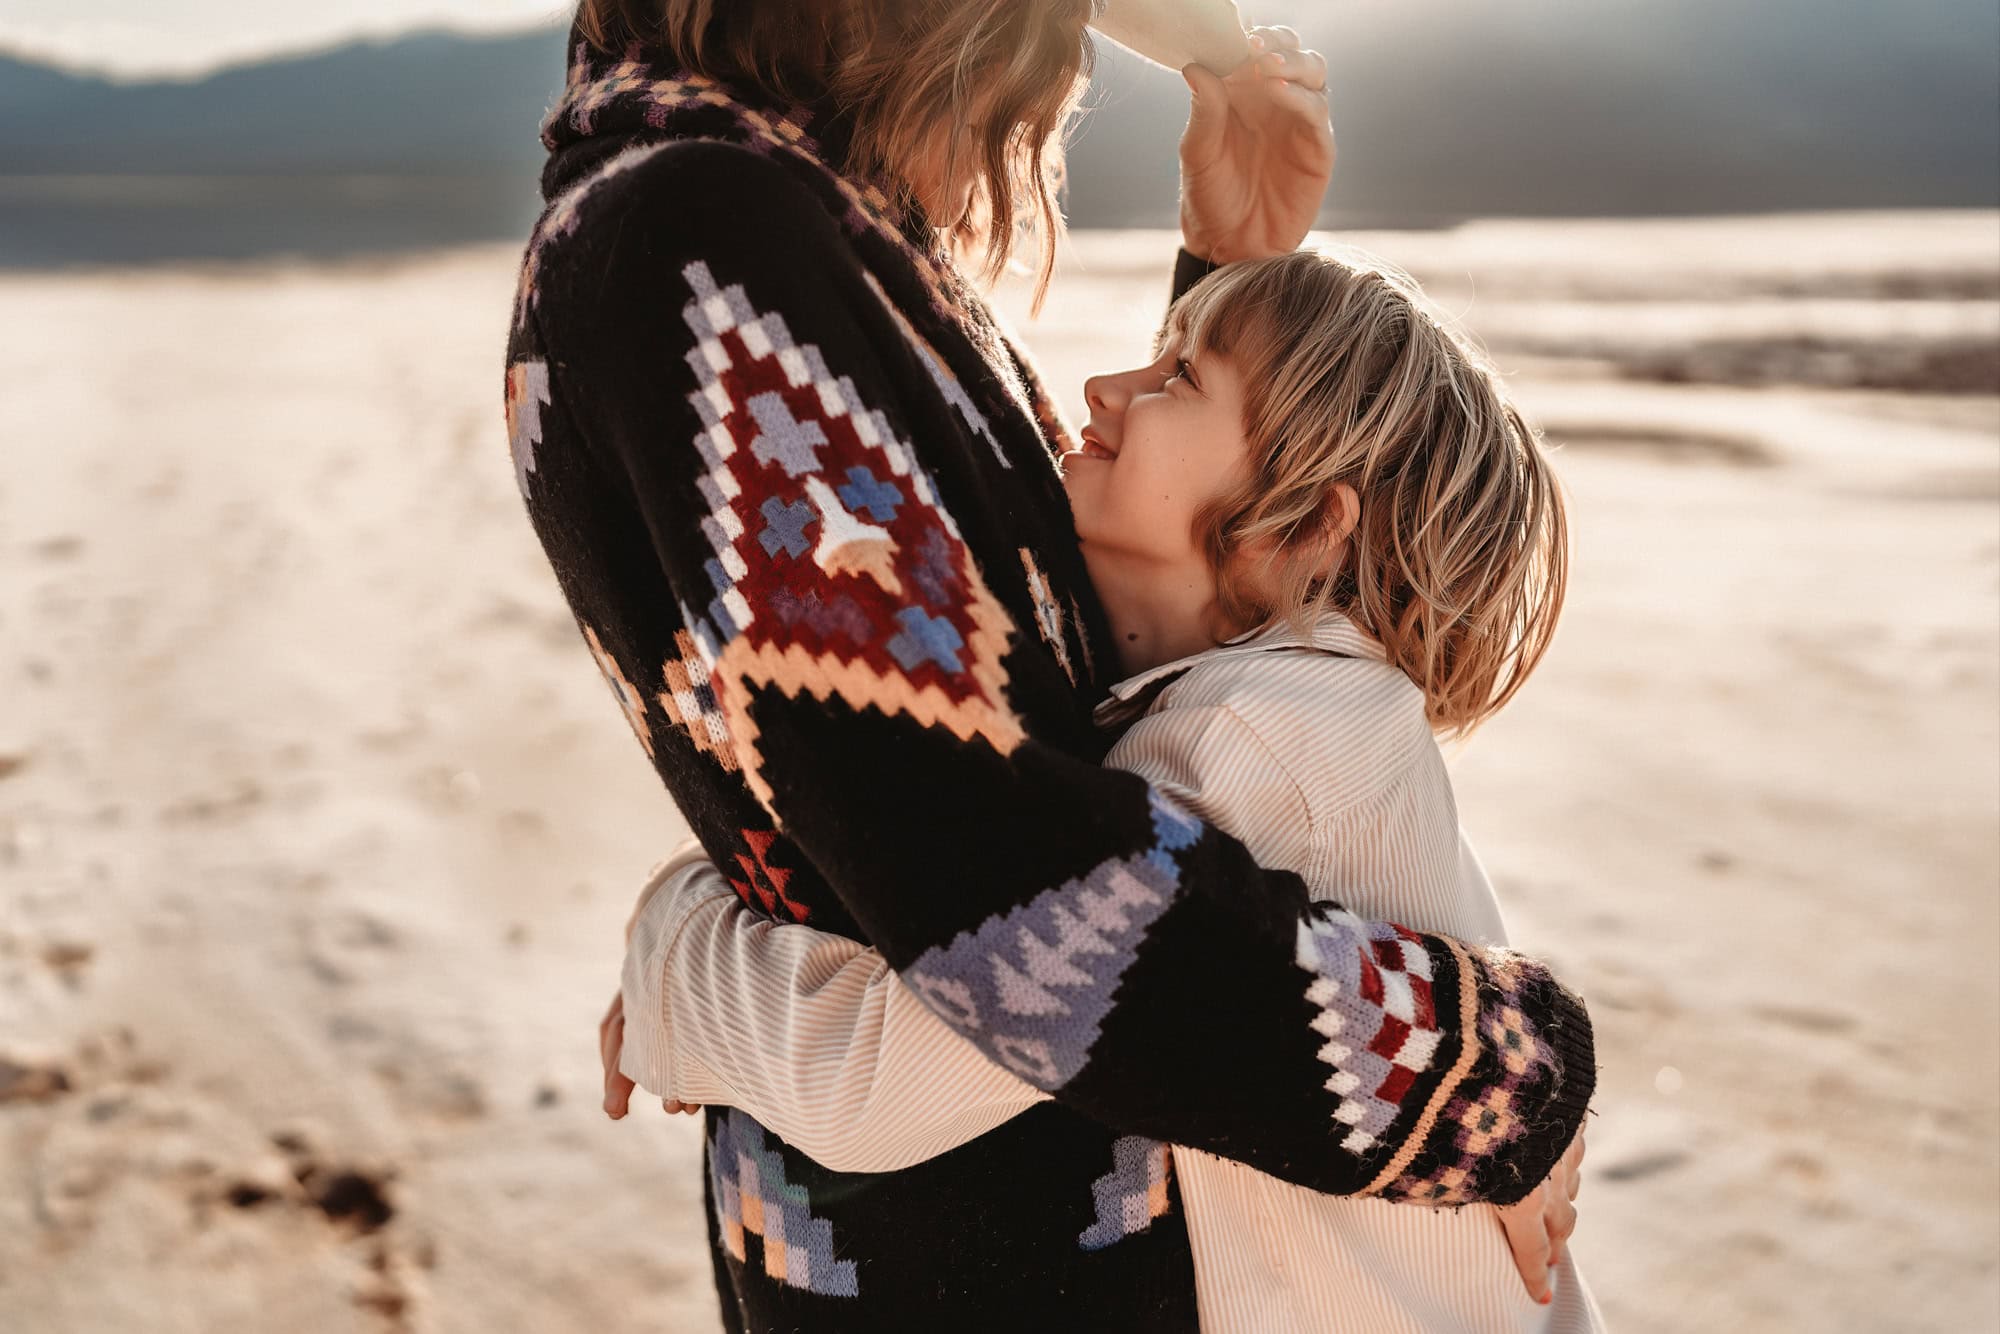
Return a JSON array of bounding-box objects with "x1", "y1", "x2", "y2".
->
[{"x1": 505, "y1": 33, "x2": 1595, "y2": 1334}]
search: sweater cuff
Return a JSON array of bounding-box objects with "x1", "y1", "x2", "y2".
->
[
  {"x1": 618, "y1": 855, "x2": 738, "y2": 1100},
  {"x1": 1171, "y1": 246, "x2": 1223, "y2": 303},
  {"x1": 1486, "y1": 969, "x2": 1598, "y2": 1206}
]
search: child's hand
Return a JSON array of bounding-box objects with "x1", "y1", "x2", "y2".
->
[
  {"x1": 599, "y1": 991, "x2": 703, "y2": 1119},
  {"x1": 599, "y1": 990, "x2": 635, "y2": 1117},
  {"x1": 1497, "y1": 1129, "x2": 1584, "y2": 1304},
  {"x1": 603, "y1": 846, "x2": 710, "y2": 1119},
  {"x1": 1178, "y1": 25, "x2": 1335, "y2": 266}
]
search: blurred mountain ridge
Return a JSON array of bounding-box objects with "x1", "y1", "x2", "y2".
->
[{"x1": 0, "y1": 0, "x2": 1993, "y2": 228}]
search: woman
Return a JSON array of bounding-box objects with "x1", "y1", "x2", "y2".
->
[{"x1": 507, "y1": 2, "x2": 1594, "y2": 1329}]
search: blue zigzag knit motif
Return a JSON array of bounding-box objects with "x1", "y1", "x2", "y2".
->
[
  {"x1": 1078, "y1": 1135, "x2": 1174, "y2": 1251},
  {"x1": 902, "y1": 792, "x2": 1203, "y2": 1088},
  {"x1": 709, "y1": 1109, "x2": 861, "y2": 1297}
]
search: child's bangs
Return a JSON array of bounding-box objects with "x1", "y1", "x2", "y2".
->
[{"x1": 1157, "y1": 263, "x2": 1276, "y2": 364}]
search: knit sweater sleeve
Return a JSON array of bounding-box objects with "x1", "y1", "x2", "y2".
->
[
  {"x1": 620, "y1": 854, "x2": 1051, "y2": 1174},
  {"x1": 523, "y1": 142, "x2": 1593, "y2": 1206}
]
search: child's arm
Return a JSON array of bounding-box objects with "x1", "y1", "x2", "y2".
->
[
  {"x1": 611, "y1": 699, "x2": 1340, "y2": 1177},
  {"x1": 1091, "y1": 0, "x2": 1251, "y2": 72},
  {"x1": 619, "y1": 857, "x2": 1049, "y2": 1172}
]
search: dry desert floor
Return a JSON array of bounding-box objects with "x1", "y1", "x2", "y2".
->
[{"x1": 2, "y1": 213, "x2": 1997, "y2": 1332}]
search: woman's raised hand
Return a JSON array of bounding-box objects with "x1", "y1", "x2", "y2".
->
[{"x1": 1178, "y1": 25, "x2": 1335, "y2": 266}]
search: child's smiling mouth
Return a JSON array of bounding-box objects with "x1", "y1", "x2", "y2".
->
[{"x1": 1078, "y1": 427, "x2": 1118, "y2": 460}]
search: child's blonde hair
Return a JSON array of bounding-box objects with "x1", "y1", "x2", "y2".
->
[{"x1": 1165, "y1": 247, "x2": 1568, "y2": 735}]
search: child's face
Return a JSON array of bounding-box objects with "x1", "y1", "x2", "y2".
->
[{"x1": 1065, "y1": 334, "x2": 1253, "y2": 570}]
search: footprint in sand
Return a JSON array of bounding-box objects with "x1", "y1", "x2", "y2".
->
[
  {"x1": 300, "y1": 907, "x2": 401, "y2": 987},
  {"x1": 14, "y1": 1038, "x2": 434, "y2": 1330},
  {"x1": 1599, "y1": 1148, "x2": 1692, "y2": 1183},
  {"x1": 0, "y1": 1049, "x2": 73, "y2": 1105},
  {"x1": 1751, "y1": 1003, "x2": 1858, "y2": 1037}
]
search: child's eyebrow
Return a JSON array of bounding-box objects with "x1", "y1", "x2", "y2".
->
[{"x1": 1155, "y1": 308, "x2": 1193, "y2": 358}]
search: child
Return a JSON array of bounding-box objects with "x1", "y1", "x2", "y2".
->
[{"x1": 617, "y1": 247, "x2": 1603, "y2": 1332}]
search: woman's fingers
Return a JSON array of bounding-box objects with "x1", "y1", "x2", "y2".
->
[
  {"x1": 1561, "y1": 1129, "x2": 1586, "y2": 1201},
  {"x1": 1547, "y1": 1190, "x2": 1578, "y2": 1253},
  {"x1": 1245, "y1": 27, "x2": 1326, "y2": 90},
  {"x1": 1235, "y1": 44, "x2": 1318, "y2": 89},
  {"x1": 1498, "y1": 1185, "x2": 1556, "y2": 1304},
  {"x1": 1259, "y1": 46, "x2": 1327, "y2": 92},
  {"x1": 1496, "y1": 1133, "x2": 1585, "y2": 1302}
]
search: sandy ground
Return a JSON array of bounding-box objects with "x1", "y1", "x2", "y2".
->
[{"x1": 2, "y1": 213, "x2": 1995, "y2": 1332}]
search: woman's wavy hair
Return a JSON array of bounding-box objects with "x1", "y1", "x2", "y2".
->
[
  {"x1": 575, "y1": 0, "x2": 1100, "y2": 307},
  {"x1": 1166, "y1": 248, "x2": 1570, "y2": 735}
]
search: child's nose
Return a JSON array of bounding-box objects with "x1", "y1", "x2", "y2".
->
[{"x1": 1084, "y1": 372, "x2": 1123, "y2": 415}]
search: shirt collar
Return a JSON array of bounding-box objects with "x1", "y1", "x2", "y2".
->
[{"x1": 1092, "y1": 613, "x2": 1387, "y2": 729}]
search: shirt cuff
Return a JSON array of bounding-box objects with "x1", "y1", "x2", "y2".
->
[{"x1": 618, "y1": 854, "x2": 737, "y2": 1100}]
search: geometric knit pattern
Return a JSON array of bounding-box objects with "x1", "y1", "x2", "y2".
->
[
  {"x1": 901, "y1": 790, "x2": 1203, "y2": 1088},
  {"x1": 515, "y1": 138, "x2": 677, "y2": 332},
  {"x1": 1295, "y1": 905, "x2": 1445, "y2": 1155},
  {"x1": 708, "y1": 1109, "x2": 861, "y2": 1297},
  {"x1": 673, "y1": 257, "x2": 1024, "y2": 812},
  {"x1": 1078, "y1": 1136, "x2": 1175, "y2": 1251},
  {"x1": 580, "y1": 622, "x2": 653, "y2": 759},
  {"x1": 1390, "y1": 954, "x2": 1559, "y2": 1206},
  {"x1": 545, "y1": 47, "x2": 1080, "y2": 492},
  {"x1": 657, "y1": 628, "x2": 738, "y2": 771},
  {"x1": 727, "y1": 827, "x2": 813, "y2": 924},
  {"x1": 503, "y1": 359, "x2": 550, "y2": 498},
  {"x1": 543, "y1": 56, "x2": 968, "y2": 331},
  {"x1": 862, "y1": 271, "x2": 1009, "y2": 470},
  {"x1": 1019, "y1": 547, "x2": 1077, "y2": 685}
]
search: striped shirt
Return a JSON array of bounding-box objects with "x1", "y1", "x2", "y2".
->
[{"x1": 620, "y1": 614, "x2": 1604, "y2": 1332}]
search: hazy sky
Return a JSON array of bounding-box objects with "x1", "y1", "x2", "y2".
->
[
  {"x1": 2, "y1": 0, "x2": 1982, "y2": 85},
  {"x1": 0, "y1": 0, "x2": 570, "y2": 76},
  {"x1": 0, "y1": 0, "x2": 1323, "y2": 76}
]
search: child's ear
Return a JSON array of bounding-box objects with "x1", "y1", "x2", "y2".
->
[
  {"x1": 1325, "y1": 483, "x2": 1361, "y2": 547},
  {"x1": 1291, "y1": 483, "x2": 1360, "y2": 570}
]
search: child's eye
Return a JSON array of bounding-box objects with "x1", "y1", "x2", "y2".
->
[{"x1": 1169, "y1": 358, "x2": 1193, "y2": 385}]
